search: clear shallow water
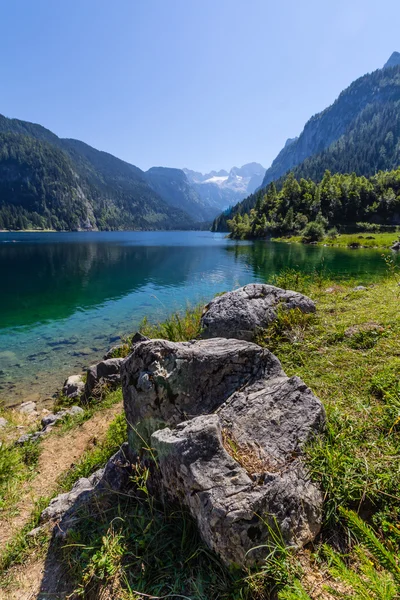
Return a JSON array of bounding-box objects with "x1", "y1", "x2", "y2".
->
[{"x1": 0, "y1": 231, "x2": 398, "y2": 406}]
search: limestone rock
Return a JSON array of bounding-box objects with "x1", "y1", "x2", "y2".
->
[
  {"x1": 18, "y1": 401, "x2": 38, "y2": 416},
  {"x1": 122, "y1": 335, "x2": 325, "y2": 566},
  {"x1": 121, "y1": 337, "x2": 283, "y2": 447},
  {"x1": 85, "y1": 358, "x2": 124, "y2": 399},
  {"x1": 41, "y1": 405, "x2": 84, "y2": 428},
  {"x1": 391, "y1": 240, "x2": 400, "y2": 251},
  {"x1": 17, "y1": 406, "x2": 85, "y2": 445},
  {"x1": 0, "y1": 417, "x2": 8, "y2": 429},
  {"x1": 103, "y1": 345, "x2": 125, "y2": 360},
  {"x1": 200, "y1": 284, "x2": 316, "y2": 341},
  {"x1": 62, "y1": 374, "x2": 85, "y2": 399},
  {"x1": 151, "y1": 374, "x2": 325, "y2": 567}
]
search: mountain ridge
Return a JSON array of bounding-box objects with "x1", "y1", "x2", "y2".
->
[
  {"x1": 212, "y1": 54, "x2": 400, "y2": 231},
  {"x1": 0, "y1": 115, "x2": 196, "y2": 231}
]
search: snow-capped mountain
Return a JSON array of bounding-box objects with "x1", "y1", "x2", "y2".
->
[{"x1": 183, "y1": 163, "x2": 265, "y2": 211}]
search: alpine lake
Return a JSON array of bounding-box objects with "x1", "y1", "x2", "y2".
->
[{"x1": 1, "y1": 230, "x2": 399, "y2": 407}]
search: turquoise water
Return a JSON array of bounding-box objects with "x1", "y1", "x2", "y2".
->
[{"x1": 0, "y1": 231, "x2": 397, "y2": 406}]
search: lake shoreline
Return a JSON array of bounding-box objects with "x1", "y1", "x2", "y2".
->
[{"x1": 2, "y1": 231, "x2": 399, "y2": 410}]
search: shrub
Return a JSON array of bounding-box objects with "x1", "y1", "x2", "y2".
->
[
  {"x1": 327, "y1": 227, "x2": 338, "y2": 239},
  {"x1": 301, "y1": 221, "x2": 325, "y2": 243}
]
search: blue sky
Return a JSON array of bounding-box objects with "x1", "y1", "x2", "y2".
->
[{"x1": 1, "y1": 0, "x2": 399, "y2": 173}]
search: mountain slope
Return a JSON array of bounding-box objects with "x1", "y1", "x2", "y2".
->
[
  {"x1": 213, "y1": 56, "x2": 400, "y2": 231},
  {"x1": 0, "y1": 115, "x2": 193, "y2": 231},
  {"x1": 144, "y1": 167, "x2": 218, "y2": 222},
  {"x1": 261, "y1": 63, "x2": 400, "y2": 189}
]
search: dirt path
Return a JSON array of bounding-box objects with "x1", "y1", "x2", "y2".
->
[{"x1": 0, "y1": 402, "x2": 122, "y2": 550}]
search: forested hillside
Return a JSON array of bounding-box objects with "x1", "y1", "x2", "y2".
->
[
  {"x1": 213, "y1": 60, "x2": 400, "y2": 232},
  {"x1": 227, "y1": 168, "x2": 400, "y2": 239},
  {"x1": 0, "y1": 115, "x2": 193, "y2": 231}
]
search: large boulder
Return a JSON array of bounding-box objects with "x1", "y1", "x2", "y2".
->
[
  {"x1": 152, "y1": 405, "x2": 323, "y2": 566},
  {"x1": 122, "y1": 336, "x2": 325, "y2": 566},
  {"x1": 84, "y1": 358, "x2": 124, "y2": 399},
  {"x1": 200, "y1": 284, "x2": 316, "y2": 341},
  {"x1": 121, "y1": 337, "x2": 283, "y2": 448}
]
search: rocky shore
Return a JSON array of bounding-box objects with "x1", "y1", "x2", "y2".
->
[{"x1": 34, "y1": 283, "x2": 325, "y2": 568}]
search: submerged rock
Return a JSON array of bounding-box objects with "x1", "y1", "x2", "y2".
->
[
  {"x1": 200, "y1": 284, "x2": 316, "y2": 341},
  {"x1": 122, "y1": 336, "x2": 325, "y2": 566}
]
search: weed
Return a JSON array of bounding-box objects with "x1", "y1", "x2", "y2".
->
[{"x1": 140, "y1": 304, "x2": 203, "y2": 342}]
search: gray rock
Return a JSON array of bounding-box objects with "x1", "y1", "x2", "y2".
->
[
  {"x1": 68, "y1": 405, "x2": 85, "y2": 417},
  {"x1": 103, "y1": 344, "x2": 125, "y2": 360},
  {"x1": 41, "y1": 406, "x2": 84, "y2": 429},
  {"x1": 391, "y1": 241, "x2": 400, "y2": 251},
  {"x1": 41, "y1": 413, "x2": 60, "y2": 428},
  {"x1": 27, "y1": 525, "x2": 46, "y2": 538},
  {"x1": 62, "y1": 374, "x2": 85, "y2": 399},
  {"x1": 121, "y1": 338, "x2": 282, "y2": 448},
  {"x1": 18, "y1": 401, "x2": 38, "y2": 415},
  {"x1": 85, "y1": 358, "x2": 124, "y2": 399},
  {"x1": 40, "y1": 445, "x2": 132, "y2": 537},
  {"x1": 123, "y1": 335, "x2": 324, "y2": 566},
  {"x1": 200, "y1": 284, "x2": 316, "y2": 341},
  {"x1": 152, "y1": 373, "x2": 324, "y2": 567},
  {"x1": 17, "y1": 431, "x2": 44, "y2": 445},
  {"x1": 353, "y1": 285, "x2": 367, "y2": 291},
  {"x1": 131, "y1": 331, "x2": 149, "y2": 345},
  {"x1": 0, "y1": 417, "x2": 8, "y2": 428}
]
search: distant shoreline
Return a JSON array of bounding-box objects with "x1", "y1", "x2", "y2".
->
[{"x1": 0, "y1": 229, "x2": 57, "y2": 233}]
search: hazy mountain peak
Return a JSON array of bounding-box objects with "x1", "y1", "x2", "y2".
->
[
  {"x1": 183, "y1": 163, "x2": 266, "y2": 211},
  {"x1": 384, "y1": 51, "x2": 400, "y2": 69}
]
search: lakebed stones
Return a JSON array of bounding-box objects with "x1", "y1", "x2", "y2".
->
[
  {"x1": 122, "y1": 336, "x2": 325, "y2": 566},
  {"x1": 84, "y1": 357, "x2": 124, "y2": 399},
  {"x1": 121, "y1": 337, "x2": 282, "y2": 447},
  {"x1": 62, "y1": 374, "x2": 85, "y2": 399},
  {"x1": 200, "y1": 284, "x2": 316, "y2": 341}
]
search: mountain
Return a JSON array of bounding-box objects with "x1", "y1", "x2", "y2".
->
[
  {"x1": 144, "y1": 167, "x2": 218, "y2": 222},
  {"x1": 0, "y1": 115, "x2": 194, "y2": 231},
  {"x1": 183, "y1": 162, "x2": 265, "y2": 213},
  {"x1": 384, "y1": 51, "x2": 400, "y2": 69},
  {"x1": 213, "y1": 54, "x2": 400, "y2": 231}
]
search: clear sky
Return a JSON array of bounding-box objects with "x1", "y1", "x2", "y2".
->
[{"x1": 1, "y1": 0, "x2": 399, "y2": 173}]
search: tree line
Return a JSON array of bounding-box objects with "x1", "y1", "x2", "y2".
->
[{"x1": 227, "y1": 168, "x2": 400, "y2": 240}]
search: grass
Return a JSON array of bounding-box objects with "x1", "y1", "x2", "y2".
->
[
  {"x1": 0, "y1": 438, "x2": 42, "y2": 515},
  {"x1": 0, "y1": 388, "x2": 122, "y2": 522},
  {"x1": 58, "y1": 407, "x2": 126, "y2": 492},
  {"x1": 273, "y1": 231, "x2": 400, "y2": 248},
  {"x1": 140, "y1": 303, "x2": 204, "y2": 341},
  {"x1": 2, "y1": 268, "x2": 400, "y2": 598},
  {"x1": 0, "y1": 404, "x2": 126, "y2": 582}
]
